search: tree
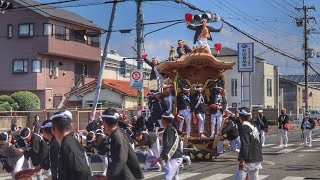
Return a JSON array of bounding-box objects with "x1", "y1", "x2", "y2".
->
[
  {"x1": 0, "y1": 95, "x2": 19, "y2": 111},
  {"x1": 11, "y1": 91, "x2": 40, "y2": 111}
]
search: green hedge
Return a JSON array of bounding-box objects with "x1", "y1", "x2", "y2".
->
[
  {"x1": 11, "y1": 91, "x2": 40, "y2": 111},
  {"x1": 0, "y1": 95, "x2": 19, "y2": 111}
]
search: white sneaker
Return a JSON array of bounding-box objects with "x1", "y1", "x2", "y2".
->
[
  {"x1": 284, "y1": 144, "x2": 288, "y2": 148},
  {"x1": 309, "y1": 144, "x2": 312, "y2": 147},
  {"x1": 200, "y1": 134, "x2": 207, "y2": 139},
  {"x1": 180, "y1": 163, "x2": 184, "y2": 168},
  {"x1": 279, "y1": 144, "x2": 283, "y2": 147},
  {"x1": 262, "y1": 144, "x2": 265, "y2": 147},
  {"x1": 185, "y1": 156, "x2": 191, "y2": 166},
  {"x1": 156, "y1": 163, "x2": 162, "y2": 172}
]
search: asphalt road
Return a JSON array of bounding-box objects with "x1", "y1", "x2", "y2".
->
[{"x1": 1, "y1": 128, "x2": 320, "y2": 180}]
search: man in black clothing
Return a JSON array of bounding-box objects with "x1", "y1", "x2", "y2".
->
[
  {"x1": 191, "y1": 86, "x2": 206, "y2": 138},
  {"x1": 158, "y1": 113, "x2": 183, "y2": 180},
  {"x1": 132, "y1": 111, "x2": 147, "y2": 133},
  {"x1": 86, "y1": 131, "x2": 108, "y2": 175},
  {"x1": 147, "y1": 90, "x2": 168, "y2": 132},
  {"x1": 51, "y1": 110, "x2": 91, "y2": 180},
  {"x1": 102, "y1": 108, "x2": 143, "y2": 180},
  {"x1": 208, "y1": 86, "x2": 227, "y2": 138},
  {"x1": 177, "y1": 85, "x2": 192, "y2": 137},
  {"x1": 86, "y1": 118, "x2": 102, "y2": 133},
  {"x1": 301, "y1": 111, "x2": 316, "y2": 147},
  {"x1": 256, "y1": 110, "x2": 268, "y2": 147},
  {"x1": 32, "y1": 115, "x2": 41, "y2": 134},
  {"x1": 40, "y1": 120, "x2": 59, "y2": 180},
  {"x1": 0, "y1": 133, "x2": 25, "y2": 178},
  {"x1": 278, "y1": 108, "x2": 289, "y2": 147},
  {"x1": 134, "y1": 130, "x2": 162, "y2": 171},
  {"x1": 235, "y1": 109, "x2": 263, "y2": 180},
  {"x1": 221, "y1": 116, "x2": 240, "y2": 153},
  {"x1": 20, "y1": 127, "x2": 49, "y2": 180},
  {"x1": 176, "y1": 40, "x2": 192, "y2": 57},
  {"x1": 143, "y1": 57, "x2": 162, "y2": 80}
]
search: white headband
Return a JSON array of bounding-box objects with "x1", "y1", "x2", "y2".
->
[
  {"x1": 41, "y1": 122, "x2": 52, "y2": 128},
  {"x1": 162, "y1": 114, "x2": 175, "y2": 119},
  {"x1": 21, "y1": 127, "x2": 31, "y2": 140},
  {"x1": 177, "y1": 114, "x2": 184, "y2": 120},
  {"x1": 239, "y1": 109, "x2": 251, "y2": 116},
  {"x1": 101, "y1": 113, "x2": 120, "y2": 120},
  {"x1": 183, "y1": 87, "x2": 190, "y2": 90},
  {"x1": 87, "y1": 131, "x2": 96, "y2": 143},
  {"x1": 2, "y1": 132, "x2": 8, "y2": 142},
  {"x1": 50, "y1": 110, "x2": 73, "y2": 120},
  {"x1": 194, "y1": 86, "x2": 202, "y2": 91}
]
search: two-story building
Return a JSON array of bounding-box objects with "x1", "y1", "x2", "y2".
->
[
  {"x1": 104, "y1": 51, "x2": 157, "y2": 90},
  {"x1": 212, "y1": 47, "x2": 280, "y2": 109},
  {"x1": 0, "y1": 0, "x2": 104, "y2": 109}
]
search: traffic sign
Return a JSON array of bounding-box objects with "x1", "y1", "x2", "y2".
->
[
  {"x1": 303, "y1": 94, "x2": 308, "y2": 102},
  {"x1": 130, "y1": 69, "x2": 143, "y2": 89}
]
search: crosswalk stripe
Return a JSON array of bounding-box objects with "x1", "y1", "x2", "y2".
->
[
  {"x1": 200, "y1": 173, "x2": 233, "y2": 180},
  {"x1": 277, "y1": 148, "x2": 298, "y2": 153},
  {"x1": 180, "y1": 172, "x2": 201, "y2": 180},
  {"x1": 258, "y1": 175, "x2": 269, "y2": 179},
  {"x1": 262, "y1": 144, "x2": 275, "y2": 147},
  {"x1": 0, "y1": 176, "x2": 12, "y2": 180},
  {"x1": 282, "y1": 176, "x2": 305, "y2": 180},
  {"x1": 0, "y1": 174, "x2": 10, "y2": 177},
  {"x1": 144, "y1": 171, "x2": 164, "y2": 179}
]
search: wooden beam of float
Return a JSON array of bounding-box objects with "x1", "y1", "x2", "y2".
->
[{"x1": 157, "y1": 48, "x2": 235, "y2": 85}]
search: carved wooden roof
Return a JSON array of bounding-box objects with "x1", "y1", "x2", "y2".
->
[{"x1": 157, "y1": 48, "x2": 236, "y2": 84}]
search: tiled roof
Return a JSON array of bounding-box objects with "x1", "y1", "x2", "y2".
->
[
  {"x1": 15, "y1": 0, "x2": 104, "y2": 30},
  {"x1": 102, "y1": 79, "x2": 150, "y2": 97},
  {"x1": 280, "y1": 74, "x2": 320, "y2": 83}
]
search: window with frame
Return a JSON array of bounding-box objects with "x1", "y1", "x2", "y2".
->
[
  {"x1": 231, "y1": 79, "x2": 237, "y2": 96},
  {"x1": 7, "y1": 25, "x2": 13, "y2": 39},
  {"x1": 19, "y1": 24, "x2": 34, "y2": 37},
  {"x1": 32, "y1": 60, "x2": 42, "y2": 73},
  {"x1": 49, "y1": 60, "x2": 54, "y2": 76},
  {"x1": 267, "y1": 79, "x2": 272, "y2": 97},
  {"x1": 12, "y1": 59, "x2": 28, "y2": 73},
  {"x1": 43, "y1": 24, "x2": 53, "y2": 36},
  {"x1": 55, "y1": 25, "x2": 66, "y2": 40},
  {"x1": 90, "y1": 36, "x2": 100, "y2": 47}
]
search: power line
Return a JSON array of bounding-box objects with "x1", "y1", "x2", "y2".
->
[
  {"x1": 209, "y1": 0, "x2": 303, "y2": 42},
  {"x1": 269, "y1": 0, "x2": 301, "y2": 16},
  {"x1": 4, "y1": 0, "x2": 126, "y2": 12},
  {"x1": 173, "y1": 0, "x2": 304, "y2": 62},
  {"x1": 217, "y1": 0, "x2": 302, "y2": 38},
  {"x1": 262, "y1": 0, "x2": 296, "y2": 19}
]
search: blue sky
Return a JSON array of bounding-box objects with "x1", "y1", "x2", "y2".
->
[{"x1": 38, "y1": 0, "x2": 320, "y2": 74}]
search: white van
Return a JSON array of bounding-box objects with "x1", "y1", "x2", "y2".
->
[{"x1": 310, "y1": 110, "x2": 320, "y2": 121}]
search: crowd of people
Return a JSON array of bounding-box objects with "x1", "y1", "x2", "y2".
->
[{"x1": 0, "y1": 89, "x2": 317, "y2": 180}]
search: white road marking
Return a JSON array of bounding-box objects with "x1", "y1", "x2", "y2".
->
[
  {"x1": 258, "y1": 175, "x2": 269, "y2": 179},
  {"x1": 200, "y1": 173, "x2": 233, "y2": 180},
  {"x1": 278, "y1": 148, "x2": 297, "y2": 153},
  {"x1": 282, "y1": 176, "x2": 305, "y2": 180},
  {"x1": 144, "y1": 171, "x2": 165, "y2": 179},
  {"x1": 179, "y1": 172, "x2": 201, "y2": 179},
  {"x1": 262, "y1": 144, "x2": 275, "y2": 147}
]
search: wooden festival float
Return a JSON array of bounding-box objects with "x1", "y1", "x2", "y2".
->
[{"x1": 157, "y1": 47, "x2": 236, "y2": 160}]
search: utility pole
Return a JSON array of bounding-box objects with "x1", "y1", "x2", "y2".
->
[
  {"x1": 297, "y1": 0, "x2": 315, "y2": 112},
  {"x1": 136, "y1": 0, "x2": 144, "y2": 110},
  {"x1": 90, "y1": 0, "x2": 118, "y2": 122}
]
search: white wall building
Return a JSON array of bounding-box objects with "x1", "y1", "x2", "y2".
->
[{"x1": 213, "y1": 47, "x2": 279, "y2": 109}]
